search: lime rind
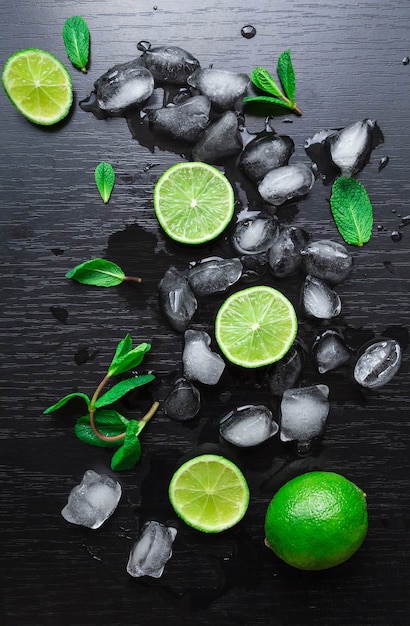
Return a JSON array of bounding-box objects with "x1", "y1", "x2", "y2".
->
[
  {"x1": 154, "y1": 162, "x2": 235, "y2": 245},
  {"x1": 2, "y1": 48, "x2": 73, "y2": 125},
  {"x1": 169, "y1": 454, "x2": 250, "y2": 533},
  {"x1": 215, "y1": 285, "x2": 298, "y2": 368}
]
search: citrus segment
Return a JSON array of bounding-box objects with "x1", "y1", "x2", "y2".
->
[
  {"x1": 169, "y1": 454, "x2": 250, "y2": 532},
  {"x1": 215, "y1": 285, "x2": 297, "y2": 368},
  {"x1": 153, "y1": 162, "x2": 235, "y2": 244},
  {"x1": 264, "y1": 471, "x2": 368, "y2": 570},
  {"x1": 2, "y1": 48, "x2": 73, "y2": 125}
]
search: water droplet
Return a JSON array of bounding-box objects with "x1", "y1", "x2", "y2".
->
[
  {"x1": 137, "y1": 40, "x2": 151, "y2": 52},
  {"x1": 391, "y1": 230, "x2": 402, "y2": 242},
  {"x1": 49, "y1": 306, "x2": 68, "y2": 324},
  {"x1": 378, "y1": 155, "x2": 389, "y2": 171},
  {"x1": 153, "y1": 5, "x2": 158, "y2": 10},
  {"x1": 402, "y1": 56, "x2": 410, "y2": 65},
  {"x1": 400, "y1": 215, "x2": 410, "y2": 227},
  {"x1": 240, "y1": 24, "x2": 256, "y2": 39},
  {"x1": 377, "y1": 224, "x2": 384, "y2": 232}
]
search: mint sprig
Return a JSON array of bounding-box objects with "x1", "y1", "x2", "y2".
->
[
  {"x1": 66, "y1": 258, "x2": 142, "y2": 287},
  {"x1": 330, "y1": 177, "x2": 373, "y2": 246},
  {"x1": 244, "y1": 49, "x2": 302, "y2": 115},
  {"x1": 62, "y1": 16, "x2": 90, "y2": 73},
  {"x1": 95, "y1": 161, "x2": 115, "y2": 203},
  {"x1": 44, "y1": 335, "x2": 159, "y2": 471}
]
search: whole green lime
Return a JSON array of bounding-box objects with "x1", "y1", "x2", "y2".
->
[{"x1": 264, "y1": 471, "x2": 368, "y2": 570}]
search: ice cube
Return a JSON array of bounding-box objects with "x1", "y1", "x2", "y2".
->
[
  {"x1": 266, "y1": 339, "x2": 306, "y2": 397},
  {"x1": 258, "y1": 163, "x2": 315, "y2": 206},
  {"x1": 188, "y1": 68, "x2": 249, "y2": 110},
  {"x1": 300, "y1": 239, "x2": 353, "y2": 284},
  {"x1": 126, "y1": 520, "x2": 177, "y2": 578},
  {"x1": 354, "y1": 339, "x2": 402, "y2": 389},
  {"x1": 219, "y1": 404, "x2": 278, "y2": 447},
  {"x1": 61, "y1": 470, "x2": 121, "y2": 530},
  {"x1": 239, "y1": 253, "x2": 269, "y2": 281},
  {"x1": 328, "y1": 119, "x2": 384, "y2": 177},
  {"x1": 280, "y1": 384, "x2": 330, "y2": 444},
  {"x1": 191, "y1": 110, "x2": 242, "y2": 163},
  {"x1": 163, "y1": 377, "x2": 201, "y2": 421},
  {"x1": 231, "y1": 214, "x2": 279, "y2": 255},
  {"x1": 187, "y1": 257, "x2": 243, "y2": 296},
  {"x1": 312, "y1": 329, "x2": 351, "y2": 373},
  {"x1": 268, "y1": 225, "x2": 310, "y2": 278},
  {"x1": 92, "y1": 59, "x2": 154, "y2": 113},
  {"x1": 302, "y1": 275, "x2": 341, "y2": 320},
  {"x1": 139, "y1": 44, "x2": 200, "y2": 84},
  {"x1": 239, "y1": 130, "x2": 294, "y2": 181},
  {"x1": 158, "y1": 267, "x2": 197, "y2": 332},
  {"x1": 183, "y1": 329, "x2": 225, "y2": 385},
  {"x1": 147, "y1": 95, "x2": 211, "y2": 142}
]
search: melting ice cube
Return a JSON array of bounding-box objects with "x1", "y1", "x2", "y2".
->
[
  {"x1": 188, "y1": 68, "x2": 249, "y2": 110},
  {"x1": 280, "y1": 385, "x2": 330, "y2": 444},
  {"x1": 187, "y1": 257, "x2": 242, "y2": 296},
  {"x1": 139, "y1": 44, "x2": 200, "y2": 84},
  {"x1": 301, "y1": 275, "x2": 342, "y2": 320},
  {"x1": 312, "y1": 329, "x2": 351, "y2": 373},
  {"x1": 268, "y1": 226, "x2": 310, "y2": 278},
  {"x1": 231, "y1": 215, "x2": 279, "y2": 255},
  {"x1": 61, "y1": 470, "x2": 121, "y2": 530},
  {"x1": 219, "y1": 404, "x2": 278, "y2": 447},
  {"x1": 127, "y1": 520, "x2": 177, "y2": 578},
  {"x1": 147, "y1": 95, "x2": 211, "y2": 142},
  {"x1": 266, "y1": 339, "x2": 306, "y2": 397},
  {"x1": 300, "y1": 239, "x2": 353, "y2": 284},
  {"x1": 354, "y1": 339, "x2": 402, "y2": 389},
  {"x1": 239, "y1": 130, "x2": 294, "y2": 182},
  {"x1": 158, "y1": 267, "x2": 197, "y2": 332},
  {"x1": 163, "y1": 377, "x2": 201, "y2": 421},
  {"x1": 191, "y1": 110, "x2": 242, "y2": 163},
  {"x1": 92, "y1": 59, "x2": 155, "y2": 114},
  {"x1": 183, "y1": 329, "x2": 225, "y2": 385},
  {"x1": 258, "y1": 163, "x2": 315, "y2": 206}
]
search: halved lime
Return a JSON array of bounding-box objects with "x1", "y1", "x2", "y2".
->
[
  {"x1": 215, "y1": 285, "x2": 298, "y2": 368},
  {"x1": 168, "y1": 454, "x2": 250, "y2": 533},
  {"x1": 2, "y1": 48, "x2": 73, "y2": 125},
  {"x1": 153, "y1": 162, "x2": 235, "y2": 244}
]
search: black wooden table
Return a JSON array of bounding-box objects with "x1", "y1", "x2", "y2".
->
[{"x1": 1, "y1": 1, "x2": 409, "y2": 625}]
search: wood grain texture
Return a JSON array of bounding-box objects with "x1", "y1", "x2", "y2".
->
[{"x1": 1, "y1": 1, "x2": 409, "y2": 625}]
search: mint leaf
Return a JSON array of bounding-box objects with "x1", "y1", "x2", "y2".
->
[
  {"x1": 74, "y1": 410, "x2": 129, "y2": 448},
  {"x1": 330, "y1": 177, "x2": 373, "y2": 246},
  {"x1": 109, "y1": 334, "x2": 133, "y2": 372},
  {"x1": 243, "y1": 95, "x2": 294, "y2": 110},
  {"x1": 44, "y1": 392, "x2": 90, "y2": 414},
  {"x1": 110, "y1": 421, "x2": 142, "y2": 470},
  {"x1": 250, "y1": 67, "x2": 285, "y2": 99},
  {"x1": 277, "y1": 49, "x2": 296, "y2": 102},
  {"x1": 62, "y1": 16, "x2": 90, "y2": 73},
  {"x1": 66, "y1": 258, "x2": 125, "y2": 287},
  {"x1": 95, "y1": 374, "x2": 155, "y2": 408},
  {"x1": 95, "y1": 162, "x2": 115, "y2": 203},
  {"x1": 107, "y1": 342, "x2": 151, "y2": 377}
]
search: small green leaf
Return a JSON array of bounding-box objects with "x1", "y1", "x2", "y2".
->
[
  {"x1": 74, "y1": 410, "x2": 129, "y2": 448},
  {"x1": 66, "y1": 258, "x2": 125, "y2": 287},
  {"x1": 110, "y1": 421, "x2": 142, "y2": 471},
  {"x1": 243, "y1": 95, "x2": 294, "y2": 110},
  {"x1": 330, "y1": 177, "x2": 373, "y2": 246},
  {"x1": 62, "y1": 16, "x2": 90, "y2": 73},
  {"x1": 108, "y1": 342, "x2": 151, "y2": 377},
  {"x1": 277, "y1": 49, "x2": 296, "y2": 102},
  {"x1": 250, "y1": 67, "x2": 285, "y2": 99},
  {"x1": 95, "y1": 162, "x2": 115, "y2": 203},
  {"x1": 44, "y1": 392, "x2": 90, "y2": 414},
  {"x1": 108, "y1": 334, "x2": 133, "y2": 373},
  {"x1": 95, "y1": 374, "x2": 155, "y2": 408}
]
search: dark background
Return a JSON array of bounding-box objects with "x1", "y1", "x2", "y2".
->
[{"x1": 1, "y1": 1, "x2": 409, "y2": 625}]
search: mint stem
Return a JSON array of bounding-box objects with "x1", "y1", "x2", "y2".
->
[
  {"x1": 88, "y1": 374, "x2": 159, "y2": 442},
  {"x1": 124, "y1": 275, "x2": 143, "y2": 284}
]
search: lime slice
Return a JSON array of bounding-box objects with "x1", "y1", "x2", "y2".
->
[
  {"x1": 169, "y1": 454, "x2": 250, "y2": 533},
  {"x1": 2, "y1": 48, "x2": 73, "y2": 125},
  {"x1": 153, "y1": 162, "x2": 235, "y2": 244},
  {"x1": 215, "y1": 285, "x2": 298, "y2": 368}
]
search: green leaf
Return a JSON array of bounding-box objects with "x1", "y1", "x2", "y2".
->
[
  {"x1": 95, "y1": 162, "x2": 115, "y2": 203},
  {"x1": 62, "y1": 16, "x2": 90, "y2": 73},
  {"x1": 66, "y1": 258, "x2": 125, "y2": 287},
  {"x1": 330, "y1": 177, "x2": 373, "y2": 246},
  {"x1": 250, "y1": 67, "x2": 285, "y2": 99},
  {"x1": 108, "y1": 334, "x2": 133, "y2": 372},
  {"x1": 243, "y1": 95, "x2": 294, "y2": 110},
  {"x1": 108, "y1": 342, "x2": 151, "y2": 377},
  {"x1": 277, "y1": 49, "x2": 296, "y2": 102},
  {"x1": 74, "y1": 410, "x2": 128, "y2": 448},
  {"x1": 110, "y1": 421, "x2": 142, "y2": 471},
  {"x1": 43, "y1": 392, "x2": 90, "y2": 414},
  {"x1": 95, "y1": 374, "x2": 155, "y2": 408}
]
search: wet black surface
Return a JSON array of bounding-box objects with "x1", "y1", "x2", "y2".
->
[{"x1": 1, "y1": 1, "x2": 410, "y2": 625}]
